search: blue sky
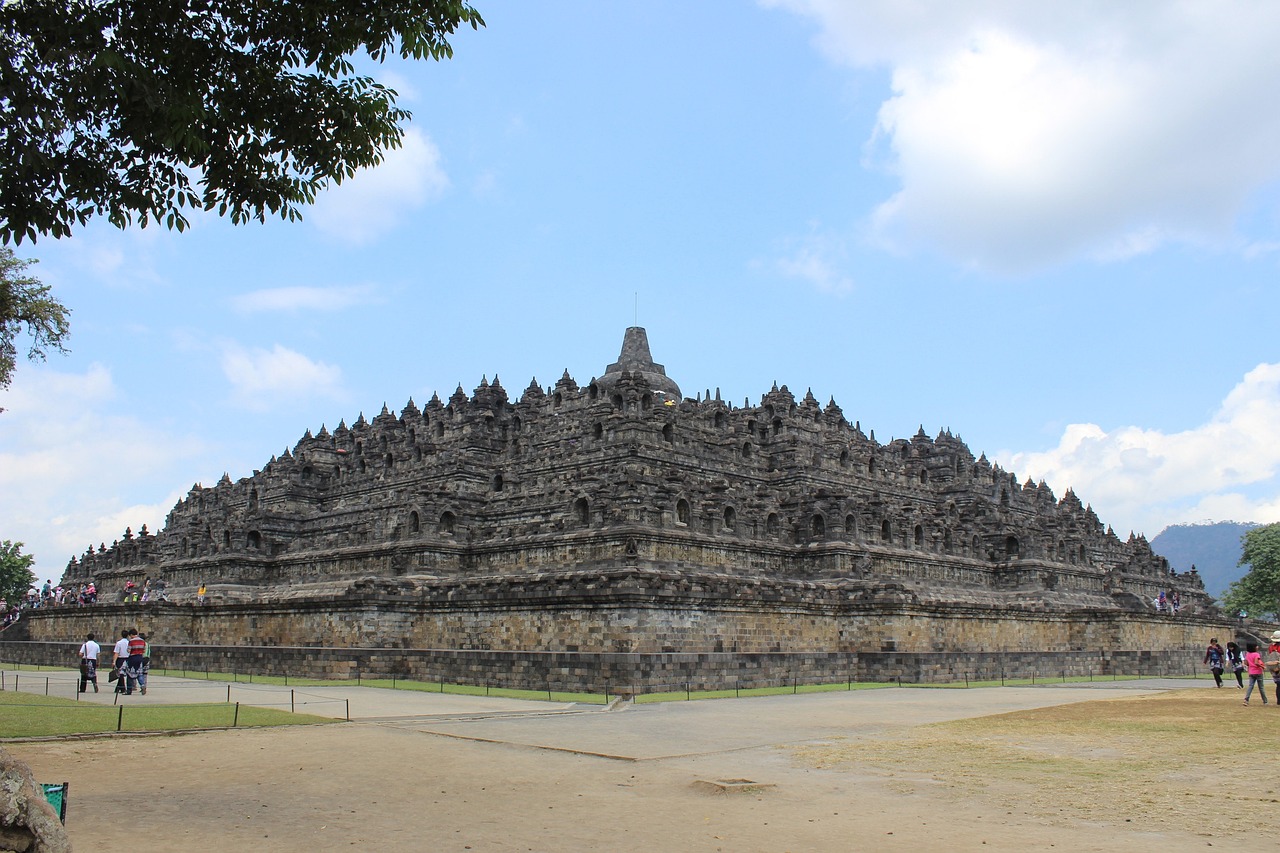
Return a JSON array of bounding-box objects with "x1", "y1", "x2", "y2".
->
[{"x1": 4, "y1": 1, "x2": 1280, "y2": 580}]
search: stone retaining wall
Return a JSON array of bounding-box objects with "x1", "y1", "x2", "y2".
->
[
  {"x1": 4, "y1": 592, "x2": 1254, "y2": 692},
  {"x1": 0, "y1": 640, "x2": 1213, "y2": 693}
]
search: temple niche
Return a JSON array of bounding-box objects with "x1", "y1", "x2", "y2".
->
[{"x1": 62, "y1": 326, "x2": 1207, "y2": 619}]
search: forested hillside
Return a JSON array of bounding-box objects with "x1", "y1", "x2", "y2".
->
[{"x1": 1150, "y1": 521, "x2": 1258, "y2": 598}]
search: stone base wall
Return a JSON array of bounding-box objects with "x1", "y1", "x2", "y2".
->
[
  {"x1": 5, "y1": 590, "x2": 1257, "y2": 693},
  {"x1": 0, "y1": 640, "x2": 1220, "y2": 694}
]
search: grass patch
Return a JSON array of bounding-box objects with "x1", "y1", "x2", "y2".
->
[{"x1": 0, "y1": 690, "x2": 332, "y2": 739}]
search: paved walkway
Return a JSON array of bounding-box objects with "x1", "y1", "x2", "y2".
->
[
  {"x1": 397, "y1": 678, "x2": 1209, "y2": 760},
  {"x1": 1, "y1": 667, "x2": 569, "y2": 719},
  {"x1": 3, "y1": 665, "x2": 1212, "y2": 758}
]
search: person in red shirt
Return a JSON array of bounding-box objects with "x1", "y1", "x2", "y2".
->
[{"x1": 126, "y1": 628, "x2": 147, "y2": 695}]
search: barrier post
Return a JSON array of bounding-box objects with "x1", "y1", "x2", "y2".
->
[
  {"x1": 233, "y1": 702, "x2": 240, "y2": 727},
  {"x1": 291, "y1": 689, "x2": 295, "y2": 714}
]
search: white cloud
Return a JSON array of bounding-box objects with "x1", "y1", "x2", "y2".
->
[
  {"x1": 997, "y1": 363, "x2": 1280, "y2": 536},
  {"x1": 766, "y1": 1, "x2": 1280, "y2": 271},
  {"x1": 221, "y1": 343, "x2": 345, "y2": 411},
  {"x1": 0, "y1": 365, "x2": 210, "y2": 579},
  {"x1": 308, "y1": 128, "x2": 450, "y2": 244},
  {"x1": 231, "y1": 284, "x2": 379, "y2": 314}
]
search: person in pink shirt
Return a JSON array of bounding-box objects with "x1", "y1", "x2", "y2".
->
[{"x1": 1243, "y1": 643, "x2": 1268, "y2": 705}]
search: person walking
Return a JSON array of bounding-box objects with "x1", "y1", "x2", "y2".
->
[
  {"x1": 77, "y1": 632, "x2": 100, "y2": 693},
  {"x1": 1266, "y1": 630, "x2": 1280, "y2": 705},
  {"x1": 138, "y1": 632, "x2": 152, "y2": 695},
  {"x1": 1243, "y1": 643, "x2": 1268, "y2": 705},
  {"x1": 126, "y1": 628, "x2": 146, "y2": 695},
  {"x1": 1204, "y1": 638, "x2": 1225, "y2": 688},
  {"x1": 112, "y1": 629, "x2": 131, "y2": 694},
  {"x1": 1227, "y1": 642, "x2": 1245, "y2": 688}
]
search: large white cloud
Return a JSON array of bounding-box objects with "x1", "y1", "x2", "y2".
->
[
  {"x1": 0, "y1": 365, "x2": 208, "y2": 579},
  {"x1": 308, "y1": 128, "x2": 450, "y2": 244},
  {"x1": 998, "y1": 363, "x2": 1280, "y2": 536},
  {"x1": 766, "y1": 1, "x2": 1280, "y2": 271}
]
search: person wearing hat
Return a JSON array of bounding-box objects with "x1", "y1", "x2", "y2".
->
[{"x1": 1266, "y1": 630, "x2": 1280, "y2": 705}]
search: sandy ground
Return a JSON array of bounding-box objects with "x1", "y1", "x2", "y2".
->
[{"x1": 6, "y1": 675, "x2": 1274, "y2": 852}]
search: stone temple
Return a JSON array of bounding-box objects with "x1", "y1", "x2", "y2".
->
[{"x1": 29, "y1": 327, "x2": 1222, "y2": 689}]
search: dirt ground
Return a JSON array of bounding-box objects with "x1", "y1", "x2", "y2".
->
[{"x1": 8, "y1": 684, "x2": 1275, "y2": 852}]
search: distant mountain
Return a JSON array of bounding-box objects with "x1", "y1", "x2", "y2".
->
[{"x1": 1149, "y1": 521, "x2": 1259, "y2": 598}]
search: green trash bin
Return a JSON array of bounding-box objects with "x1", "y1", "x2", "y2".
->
[{"x1": 41, "y1": 782, "x2": 68, "y2": 824}]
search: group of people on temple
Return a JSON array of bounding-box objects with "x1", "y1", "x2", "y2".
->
[{"x1": 12, "y1": 580, "x2": 98, "y2": 609}]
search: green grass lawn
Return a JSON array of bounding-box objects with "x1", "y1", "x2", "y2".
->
[{"x1": 0, "y1": 690, "x2": 333, "y2": 739}]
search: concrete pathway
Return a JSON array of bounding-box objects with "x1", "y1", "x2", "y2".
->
[{"x1": 3, "y1": 666, "x2": 1214, "y2": 759}]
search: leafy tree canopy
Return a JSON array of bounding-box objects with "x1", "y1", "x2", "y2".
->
[
  {"x1": 0, "y1": 245, "x2": 69, "y2": 392},
  {"x1": 0, "y1": 0, "x2": 484, "y2": 244},
  {"x1": 1221, "y1": 523, "x2": 1280, "y2": 620},
  {"x1": 0, "y1": 540, "x2": 37, "y2": 602}
]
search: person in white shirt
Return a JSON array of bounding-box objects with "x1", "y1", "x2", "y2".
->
[
  {"x1": 112, "y1": 630, "x2": 131, "y2": 694},
  {"x1": 78, "y1": 632, "x2": 101, "y2": 693}
]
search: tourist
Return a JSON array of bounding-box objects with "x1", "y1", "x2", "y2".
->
[
  {"x1": 78, "y1": 632, "x2": 100, "y2": 693},
  {"x1": 198, "y1": 582, "x2": 206, "y2": 605},
  {"x1": 138, "y1": 632, "x2": 152, "y2": 694},
  {"x1": 1203, "y1": 638, "x2": 1225, "y2": 688},
  {"x1": 112, "y1": 629, "x2": 131, "y2": 694},
  {"x1": 1267, "y1": 631, "x2": 1280, "y2": 705},
  {"x1": 127, "y1": 628, "x2": 147, "y2": 694},
  {"x1": 1226, "y1": 642, "x2": 1245, "y2": 688},
  {"x1": 1242, "y1": 643, "x2": 1267, "y2": 705}
]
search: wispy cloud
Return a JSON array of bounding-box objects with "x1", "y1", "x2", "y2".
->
[
  {"x1": 221, "y1": 343, "x2": 345, "y2": 411},
  {"x1": 0, "y1": 365, "x2": 210, "y2": 577},
  {"x1": 770, "y1": 231, "x2": 854, "y2": 295},
  {"x1": 997, "y1": 363, "x2": 1280, "y2": 536},
  {"x1": 308, "y1": 128, "x2": 450, "y2": 244},
  {"x1": 766, "y1": 1, "x2": 1280, "y2": 272},
  {"x1": 230, "y1": 284, "x2": 379, "y2": 314}
]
